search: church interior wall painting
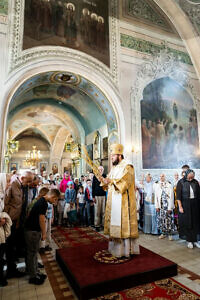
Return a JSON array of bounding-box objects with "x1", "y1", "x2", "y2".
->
[
  {"x1": 141, "y1": 77, "x2": 200, "y2": 169},
  {"x1": 52, "y1": 162, "x2": 58, "y2": 174},
  {"x1": 40, "y1": 162, "x2": 48, "y2": 173},
  {"x1": 93, "y1": 131, "x2": 101, "y2": 161},
  {"x1": 103, "y1": 137, "x2": 108, "y2": 159},
  {"x1": 10, "y1": 163, "x2": 18, "y2": 171},
  {"x1": 23, "y1": 0, "x2": 110, "y2": 66},
  {"x1": 86, "y1": 144, "x2": 93, "y2": 161}
]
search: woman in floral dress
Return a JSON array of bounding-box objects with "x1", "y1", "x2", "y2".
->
[{"x1": 154, "y1": 174, "x2": 175, "y2": 240}]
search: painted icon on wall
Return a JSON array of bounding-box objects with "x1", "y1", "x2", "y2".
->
[
  {"x1": 141, "y1": 77, "x2": 200, "y2": 169},
  {"x1": 23, "y1": 0, "x2": 110, "y2": 66},
  {"x1": 10, "y1": 163, "x2": 18, "y2": 171},
  {"x1": 103, "y1": 137, "x2": 108, "y2": 159},
  {"x1": 93, "y1": 131, "x2": 101, "y2": 160},
  {"x1": 52, "y1": 163, "x2": 58, "y2": 174},
  {"x1": 86, "y1": 144, "x2": 93, "y2": 161},
  {"x1": 40, "y1": 162, "x2": 47, "y2": 173}
]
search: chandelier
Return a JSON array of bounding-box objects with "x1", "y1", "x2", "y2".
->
[{"x1": 26, "y1": 146, "x2": 42, "y2": 167}]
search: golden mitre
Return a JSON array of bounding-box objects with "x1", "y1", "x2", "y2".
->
[{"x1": 110, "y1": 143, "x2": 124, "y2": 155}]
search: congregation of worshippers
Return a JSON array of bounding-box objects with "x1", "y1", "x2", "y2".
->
[{"x1": 0, "y1": 163, "x2": 200, "y2": 287}]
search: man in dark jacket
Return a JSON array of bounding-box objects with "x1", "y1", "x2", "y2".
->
[
  {"x1": 4, "y1": 171, "x2": 34, "y2": 278},
  {"x1": 92, "y1": 166, "x2": 106, "y2": 231}
]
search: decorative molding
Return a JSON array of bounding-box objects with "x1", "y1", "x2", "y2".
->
[
  {"x1": 127, "y1": 0, "x2": 170, "y2": 29},
  {"x1": 0, "y1": 14, "x2": 8, "y2": 24},
  {"x1": 120, "y1": 33, "x2": 193, "y2": 65},
  {"x1": 130, "y1": 48, "x2": 200, "y2": 177},
  {"x1": 176, "y1": 0, "x2": 200, "y2": 35},
  {"x1": 8, "y1": 0, "x2": 119, "y2": 84}
]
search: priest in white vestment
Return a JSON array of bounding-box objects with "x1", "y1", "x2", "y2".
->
[{"x1": 101, "y1": 144, "x2": 140, "y2": 258}]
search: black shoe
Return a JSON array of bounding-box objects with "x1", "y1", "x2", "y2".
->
[
  {"x1": 38, "y1": 262, "x2": 44, "y2": 269},
  {"x1": 39, "y1": 247, "x2": 45, "y2": 254},
  {"x1": 37, "y1": 273, "x2": 47, "y2": 280},
  {"x1": 7, "y1": 269, "x2": 26, "y2": 279},
  {"x1": 45, "y1": 245, "x2": 52, "y2": 251},
  {"x1": 0, "y1": 279, "x2": 8, "y2": 287},
  {"x1": 29, "y1": 276, "x2": 45, "y2": 285},
  {"x1": 95, "y1": 227, "x2": 100, "y2": 232}
]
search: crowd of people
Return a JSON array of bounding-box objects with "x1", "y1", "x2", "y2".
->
[
  {"x1": 0, "y1": 167, "x2": 106, "y2": 287},
  {"x1": 136, "y1": 164, "x2": 200, "y2": 249},
  {"x1": 0, "y1": 162, "x2": 200, "y2": 287}
]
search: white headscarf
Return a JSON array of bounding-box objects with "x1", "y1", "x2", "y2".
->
[{"x1": 0, "y1": 173, "x2": 7, "y2": 213}]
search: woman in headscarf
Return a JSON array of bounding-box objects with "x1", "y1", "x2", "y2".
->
[
  {"x1": 59, "y1": 172, "x2": 72, "y2": 193},
  {"x1": 176, "y1": 169, "x2": 200, "y2": 249}
]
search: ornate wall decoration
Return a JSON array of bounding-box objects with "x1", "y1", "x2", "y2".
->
[
  {"x1": 0, "y1": 0, "x2": 8, "y2": 15},
  {"x1": 131, "y1": 48, "x2": 200, "y2": 178},
  {"x1": 120, "y1": 33, "x2": 193, "y2": 65},
  {"x1": 125, "y1": 0, "x2": 174, "y2": 32},
  {"x1": 176, "y1": 0, "x2": 200, "y2": 35},
  {"x1": 8, "y1": 0, "x2": 119, "y2": 84}
]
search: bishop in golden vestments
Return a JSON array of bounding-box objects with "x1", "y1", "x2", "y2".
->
[{"x1": 101, "y1": 144, "x2": 140, "y2": 258}]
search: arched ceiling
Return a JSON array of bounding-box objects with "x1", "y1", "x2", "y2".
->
[
  {"x1": 16, "y1": 128, "x2": 50, "y2": 151},
  {"x1": 16, "y1": 127, "x2": 51, "y2": 146},
  {"x1": 9, "y1": 104, "x2": 83, "y2": 145},
  {"x1": 8, "y1": 72, "x2": 117, "y2": 145}
]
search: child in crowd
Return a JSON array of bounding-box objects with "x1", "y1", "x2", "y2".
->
[
  {"x1": 25, "y1": 189, "x2": 60, "y2": 285},
  {"x1": 85, "y1": 179, "x2": 94, "y2": 226},
  {"x1": 27, "y1": 187, "x2": 49, "y2": 217},
  {"x1": 76, "y1": 186, "x2": 85, "y2": 226},
  {"x1": 63, "y1": 181, "x2": 76, "y2": 226},
  {"x1": 0, "y1": 212, "x2": 12, "y2": 287}
]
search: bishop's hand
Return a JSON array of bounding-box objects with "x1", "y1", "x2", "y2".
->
[{"x1": 102, "y1": 177, "x2": 111, "y2": 185}]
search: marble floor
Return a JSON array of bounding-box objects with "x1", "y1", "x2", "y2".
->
[{"x1": 0, "y1": 230, "x2": 200, "y2": 300}]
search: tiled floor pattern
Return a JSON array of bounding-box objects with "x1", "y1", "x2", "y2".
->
[
  {"x1": 40, "y1": 250, "x2": 76, "y2": 300},
  {"x1": 0, "y1": 228, "x2": 200, "y2": 299}
]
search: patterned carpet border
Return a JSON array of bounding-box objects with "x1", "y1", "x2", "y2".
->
[{"x1": 49, "y1": 226, "x2": 200, "y2": 299}]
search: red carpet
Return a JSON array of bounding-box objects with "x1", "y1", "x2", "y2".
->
[
  {"x1": 55, "y1": 227, "x2": 177, "y2": 299},
  {"x1": 97, "y1": 278, "x2": 200, "y2": 299}
]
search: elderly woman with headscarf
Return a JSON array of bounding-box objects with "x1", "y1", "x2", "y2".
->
[
  {"x1": 141, "y1": 173, "x2": 158, "y2": 235},
  {"x1": 154, "y1": 173, "x2": 175, "y2": 240},
  {"x1": 176, "y1": 169, "x2": 200, "y2": 249}
]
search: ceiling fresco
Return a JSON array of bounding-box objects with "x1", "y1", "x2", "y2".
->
[
  {"x1": 8, "y1": 72, "x2": 117, "y2": 140},
  {"x1": 9, "y1": 104, "x2": 82, "y2": 144}
]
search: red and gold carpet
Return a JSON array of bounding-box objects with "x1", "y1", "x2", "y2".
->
[{"x1": 46, "y1": 227, "x2": 200, "y2": 300}]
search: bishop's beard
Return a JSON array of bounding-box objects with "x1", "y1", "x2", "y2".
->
[{"x1": 112, "y1": 157, "x2": 120, "y2": 166}]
